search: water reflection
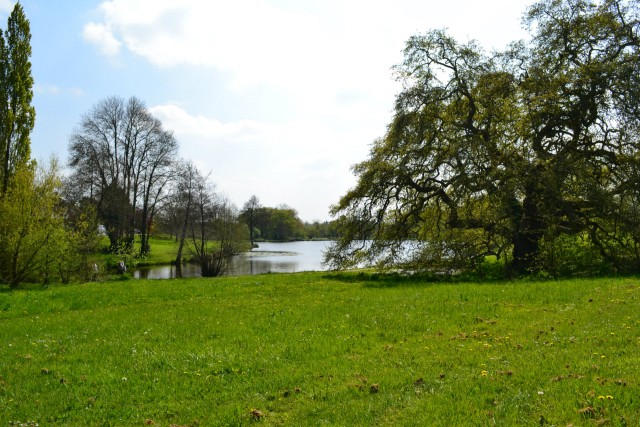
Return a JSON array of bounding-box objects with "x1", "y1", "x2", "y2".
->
[
  {"x1": 133, "y1": 263, "x2": 202, "y2": 279},
  {"x1": 132, "y1": 241, "x2": 332, "y2": 279}
]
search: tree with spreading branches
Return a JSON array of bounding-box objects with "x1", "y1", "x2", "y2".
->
[{"x1": 327, "y1": 0, "x2": 640, "y2": 277}]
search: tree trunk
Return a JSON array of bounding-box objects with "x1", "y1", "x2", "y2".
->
[
  {"x1": 511, "y1": 184, "x2": 544, "y2": 275},
  {"x1": 175, "y1": 197, "x2": 191, "y2": 265},
  {"x1": 140, "y1": 205, "x2": 149, "y2": 256}
]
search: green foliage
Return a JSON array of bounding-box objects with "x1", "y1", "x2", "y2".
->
[
  {"x1": 303, "y1": 219, "x2": 340, "y2": 240},
  {"x1": 534, "y1": 233, "x2": 611, "y2": 278},
  {"x1": 0, "y1": 273, "x2": 639, "y2": 425},
  {"x1": 328, "y1": 0, "x2": 640, "y2": 278},
  {"x1": 0, "y1": 3, "x2": 35, "y2": 195},
  {"x1": 0, "y1": 160, "x2": 79, "y2": 287},
  {"x1": 247, "y1": 205, "x2": 306, "y2": 241}
]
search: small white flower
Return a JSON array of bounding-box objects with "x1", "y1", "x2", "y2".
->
[{"x1": 537, "y1": 390, "x2": 544, "y2": 395}]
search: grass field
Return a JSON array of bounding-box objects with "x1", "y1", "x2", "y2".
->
[{"x1": 1, "y1": 273, "x2": 638, "y2": 426}]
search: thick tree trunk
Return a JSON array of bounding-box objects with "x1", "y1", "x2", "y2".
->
[{"x1": 511, "y1": 185, "x2": 544, "y2": 275}]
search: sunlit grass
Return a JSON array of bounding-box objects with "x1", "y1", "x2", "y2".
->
[
  {"x1": 1, "y1": 273, "x2": 638, "y2": 425},
  {"x1": 96, "y1": 235, "x2": 180, "y2": 269},
  {"x1": 138, "y1": 235, "x2": 180, "y2": 265}
]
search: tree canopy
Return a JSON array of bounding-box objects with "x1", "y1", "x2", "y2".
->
[
  {"x1": 326, "y1": 0, "x2": 640, "y2": 277},
  {"x1": 239, "y1": 204, "x2": 306, "y2": 242},
  {"x1": 0, "y1": 3, "x2": 34, "y2": 195}
]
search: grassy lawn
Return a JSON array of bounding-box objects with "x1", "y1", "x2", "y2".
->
[{"x1": 0, "y1": 273, "x2": 638, "y2": 426}]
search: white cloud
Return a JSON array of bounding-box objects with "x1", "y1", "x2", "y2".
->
[
  {"x1": 149, "y1": 104, "x2": 268, "y2": 142},
  {"x1": 83, "y1": 0, "x2": 529, "y2": 220},
  {"x1": 150, "y1": 103, "x2": 369, "y2": 221},
  {"x1": 35, "y1": 83, "x2": 84, "y2": 97},
  {"x1": 84, "y1": 0, "x2": 376, "y2": 91},
  {"x1": 84, "y1": 0, "x2": 526, "y2": 91},
  {"x1": 82, "y1": 21, "x2": 122, "y2": 57},
  {"x1": 0, "y1": 0, "x2": 13, "y2": 13}
]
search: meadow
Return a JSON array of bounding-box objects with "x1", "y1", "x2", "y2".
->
[{"x1": 0, "y1": 272, "x2": 638, "y2": 426}]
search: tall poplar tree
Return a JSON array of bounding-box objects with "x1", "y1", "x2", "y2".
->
[{"x1": 0, "y1": 3, "x2": 35, "y2": 195}]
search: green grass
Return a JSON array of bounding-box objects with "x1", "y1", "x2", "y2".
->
[
  {"x1": 138, "y1": 236, "x2": 181, "y2": 265},
  {"x1": 96, "y1": 235, "x2": 180, "y2": 269},
  {"x1": 1, "y1": 273, "x2": 638, "y2": 426}
]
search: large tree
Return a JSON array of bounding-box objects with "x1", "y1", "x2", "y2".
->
[
  {"x1": 327, "y1": 0, "x2": 640, "y2": 276},
  {"x1": 0, "y1": 3, "x2": 35, "y2": 195},
  {"x1": 68, "y1": 96, "x2": 178, "y2": 254}
]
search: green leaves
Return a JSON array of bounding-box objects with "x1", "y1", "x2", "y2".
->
[
  {"x1": 0, "y1": 3, "x2": 34, "y2": 195},
  {"x1": 0, "y1": 160, "x2": 68, "y2": 287},
  {"x1": 329, "y1": 0, "x2": 640, "y2": 277}
]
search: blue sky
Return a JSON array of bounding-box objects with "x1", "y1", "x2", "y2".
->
[{"x1": 2, "y1": 0, "x2": 529, "y2": 221}]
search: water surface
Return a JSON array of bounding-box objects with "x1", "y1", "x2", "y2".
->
[{"x1": 133, "y1": 240, "x2": 333, "y2": 279}]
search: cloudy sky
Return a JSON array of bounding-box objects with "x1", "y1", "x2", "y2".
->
[{"x1": 2, "y1": 0, "x2": 530, "y2": 221}]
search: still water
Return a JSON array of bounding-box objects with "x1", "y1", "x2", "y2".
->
[{"x1": 133, "y1": 240, "x2": 333, "y2": 279}]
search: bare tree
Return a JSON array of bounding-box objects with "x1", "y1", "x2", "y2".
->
[
  {"x1": 171, "y1": 160, "x2": 199, "y2": 266},
  {"x1": 185, "y1": 174, "x2": 248, "y2": 277},
  {"x1": 68, "y1": 96, "x2": 178, "y2": 253}
]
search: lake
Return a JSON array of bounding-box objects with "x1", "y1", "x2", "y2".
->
[{"x1": 132, "y1": 240, "x2": 333, "y2": 279}]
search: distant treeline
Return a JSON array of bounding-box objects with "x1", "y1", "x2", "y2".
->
[{"x1": 238, "y1": 204, "x2": 338, "y2": 242}]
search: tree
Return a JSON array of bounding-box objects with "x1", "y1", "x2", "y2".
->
[
  {"x1": 186, "y1": 175, "x2": 248, "y2": 277},
  {"x1": 0, "y1": 159, "x2": 81, "y2": 287},
  {"x1": 268, "y1": 205, "x2": 306, "y2": 241},
  {"x1": 137, "y1": 126, "x2": 177, "y2": 255},
  {"x1": 0, "y1": 3, "x2": 35, "y2": 195},
  {"x1": 68, "y1": 96, "x2": 178, "y2": 253},
  {"x1": 249, "y1": 205, "x2": 306, "y2": 241},
  {"x1": 304, "y1": 220, "x2": 339, "y2": 240},
  {"x1": 240, "y1": 195, "x2": 260, "y2": 246},
  {"x1": 327, "y1": 0, "x2": 640, "y2": 276},
  {"x1": 171, "y1": 160, "x2": 200, "y2": 266}
]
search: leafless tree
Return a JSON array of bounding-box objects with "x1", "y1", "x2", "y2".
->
[{"x1": 68, "y1": 96, "x2": 178, "y2": 254}]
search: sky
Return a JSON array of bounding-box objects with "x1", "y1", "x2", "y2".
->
[{"x1": 1, "y1": 0, "x2": 531, "y2": 222}]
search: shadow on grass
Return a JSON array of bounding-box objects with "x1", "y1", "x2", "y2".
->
[
  {"x1": 0, "y1": 274, "x2": 129, "y2": 293},
  {"x1": 323, "y1": 269, "x2": 636, "y2": 289},
  {"x1": 321, "y1": 270, "x2": 503, "y2": 288},
  {"x1": 320, "y1": 270, "x2": 625, "y2": 288},
  {"x1": 0, "y1": 282, "x2": 50, "y2": 293}
]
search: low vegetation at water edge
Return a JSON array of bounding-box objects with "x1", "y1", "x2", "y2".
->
[{"x1": 1, "y1": 272, "x2": 638, "y2": 426}]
